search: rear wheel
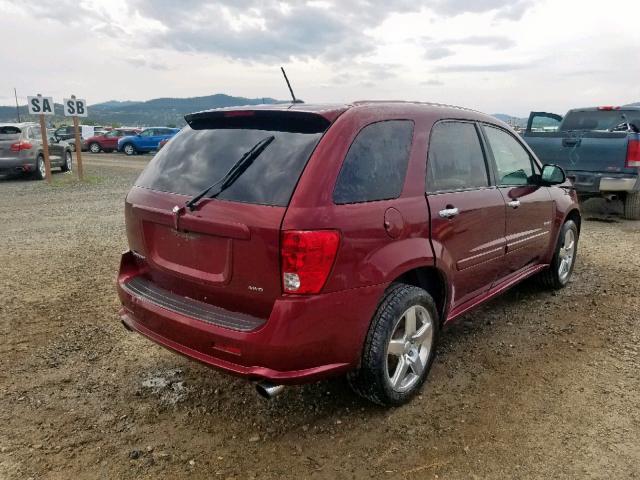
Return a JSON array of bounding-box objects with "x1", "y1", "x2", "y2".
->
[
  {"x1": 348, "y1": 283, "x2": 439, "y2": 406},
  {"x1": 123, "y1": 143, "x2": 136, "y2": 156},
  {"x1": 89, "y1": 142, "x2": 101, "y2": 154},
  {"x1": 33, "y1": 154, "x2": 46, "y2": 180},
  {"x1": 623, "y1": 192, "x2": 640, "y2": 220},
  {"x1": 538, "y1": 219, "x2": 578, "y2": 289},
  {"x1": 61, "y1": 151, "x2": 72, "y2": 172}
]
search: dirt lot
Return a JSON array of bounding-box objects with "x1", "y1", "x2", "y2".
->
[{"x1": 1, "y1": 153, "x2": 639, "y2": 479}]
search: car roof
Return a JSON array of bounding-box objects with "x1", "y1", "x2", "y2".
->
[
  {"x1": 187, "y1": 100, "x2": 502, "y2": 126},
  {"x1": 0, "y1": 122, "x2": 39, "y2": 128}
]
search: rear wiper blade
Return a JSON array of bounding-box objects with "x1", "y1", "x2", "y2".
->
[{"x1": 185, "y1": 135, "x2": 275, "y2": 211}]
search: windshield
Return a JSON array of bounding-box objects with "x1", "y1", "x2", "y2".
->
[
  {"x1": 561, "y1": 110, "x2": 640, "y2": 131},
  {"x1": 0, "y1": 126, "x2": 21, "y2": 137},
  {"x1": 135, "y1": 125, "x2": 324, "y2": 206}
]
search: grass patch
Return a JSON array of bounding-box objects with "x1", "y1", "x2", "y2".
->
[{"x1": 50, "y1": 174, "x2": 105, "y2": 188}]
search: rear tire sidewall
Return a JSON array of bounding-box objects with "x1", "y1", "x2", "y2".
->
[
  {"x1": 123, "y1": 144, "x2": 136, "y2": 156},
  {"x1": 89, "y1": 143, "x2": 101, "y2": 154},
  {"x1": 34, "y1": 155, "x2": 46, "y2": 180},
  {"x1": 348, "y1": 284, "x2": 440, "y2": 406},
  {"x1": 61, "y1": 151, "x2": 72, "y2": 172}
]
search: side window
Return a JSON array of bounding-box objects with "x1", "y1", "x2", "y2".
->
[
  {"x1": 426, "y1": 122, "x2": 489, "y2": 193},
  {"x1": 333, "y1": 120, "x2": 414, "y2": 204},
  {"x1": 484, "y1": 126, "x2": 535, "y2": 186},
  {"x1": 140, "y1": 129, "x2": 153, "y2": 137}
]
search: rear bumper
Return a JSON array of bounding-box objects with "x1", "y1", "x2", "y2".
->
[
  {"x1": 117, "y1": 252, "x2": 385, "y2": 384},
  {"x1": 568, "y1": 171, "x2": 639, "y2": 194},
  {"x1": 0, "y1": 157, "x2": 36, "y2": 173}
]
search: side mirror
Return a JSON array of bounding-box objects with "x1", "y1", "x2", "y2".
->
[
  {"x1": 49, "y1": 136, "x2": 58, "y2": 144},
  {"x1": 541, "y1": 164, "x2": 566, "y2": 185}
]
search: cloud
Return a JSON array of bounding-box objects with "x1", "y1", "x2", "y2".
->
[
  {"x1": 122, "y1": 56, "x2": 169, "y2": 71},
  {"x1": 439, "y1": 62, "x2": 531, "y2": 72},
  {"x1": 430, "y1": 0, "x2": 534, "y2": 20},
  {"x1": 425, "y1": 46, "x2": 455, "y2": 60},
  {"x1": 421, "y1": 79, "x2": 445, "y2": 86}
]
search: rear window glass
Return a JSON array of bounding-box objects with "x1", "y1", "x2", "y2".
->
[
  {"x1": 135, "y1": 125, "x2": 324, "y2": 206},
  {"x1": 427, "y1": 122, "x2": 489, "y2": 192},
  {"x1": 333, "y1": 120, "x2": 414, "y2": 204},
  {"x1": 0, "y1": 126, "x2": 21, "y2": 135},
  {"x1": 561, "y1": 110, "x2": 640, "y2": 131}
]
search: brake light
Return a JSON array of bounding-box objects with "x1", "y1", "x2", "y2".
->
[
  {"x1": 10, "y1": 141, "x2": 33, "y2": 152},
  {"x1": 281, "y1": 230, "x2": 340, "y2": 294},
  {"x1": 626, "y1": 140, "x2": 640, "y2": 168},
  {"x1": 597, "y1": 106, "x2": 620, "y2": 111},
  {"x1": 224, "y1": 111, "x2": 254, "y2": 118}
]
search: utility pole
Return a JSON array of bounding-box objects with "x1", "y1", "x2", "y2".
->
[{"x1": 14, "y1": 87, "x2": 20, "y2": 122}]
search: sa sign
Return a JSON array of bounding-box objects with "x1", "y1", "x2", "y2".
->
[
  {"x1": 27, "y1": 96, "x2": 55, "y2": 116},
  {"x1": 63, "y1": 98, "x2": 88, "y2": 117}
]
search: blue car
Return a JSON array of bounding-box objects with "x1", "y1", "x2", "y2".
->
[{"x1": 117, "y1": 127, "x2": 180, "y2": 155}]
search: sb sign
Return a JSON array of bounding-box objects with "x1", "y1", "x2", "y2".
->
[
  {"x1": 63, "y1": 98, "x2": 88, "y2": 117},
  {"x1": 27, "y1": 95, "x2": 55, "y2": 115}
]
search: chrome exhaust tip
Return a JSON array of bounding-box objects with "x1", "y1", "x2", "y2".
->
[{"x1": 255, "y1": 381, "x2": 285, "y2": 399}]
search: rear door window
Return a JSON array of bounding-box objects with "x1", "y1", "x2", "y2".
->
[
  {"x1": 135, "y1": 124, "x2": 325, "y2": 207},
  {"x1": 333, "y1": 120, "x2": 414, "y2": 204},
  {"x1": 483, "y1": 125, "x2": 536, "y2": 186},
  {"x1": 426, "y1": 122, "x2": 489, "y2": 193}
]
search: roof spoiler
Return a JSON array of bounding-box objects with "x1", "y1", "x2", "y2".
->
[{"x1": 184, "y1": 109, "x2": 331, "y2": 134}]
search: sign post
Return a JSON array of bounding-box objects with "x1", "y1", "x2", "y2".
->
[
  {"x1": 63, "y1": 96, "x2": 88, "y2": 181},
  {"x1": 27, "y1": 94, "x2": 55, "y2": 183}
]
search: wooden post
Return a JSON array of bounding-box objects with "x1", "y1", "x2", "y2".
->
[
  {"x1": 38, "y1": 114, "x2": 52, "y2": 183},
  {"x1": 72, "y1": 114, "x2": 84, "y2": 181}
]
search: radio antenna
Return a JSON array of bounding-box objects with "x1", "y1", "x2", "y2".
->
[{"x1": 280, "y1": 67, "x2": 298, "y2": 104}]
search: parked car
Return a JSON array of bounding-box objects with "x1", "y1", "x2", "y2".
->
[
  {"x1": 86, "y1": 128, "x2": 141, "y2": 153},
  {"x1": 117, "y1": 102, "x2": 580, "y2": 406},
  {"x1": 523, "y1": 106, "x2": 640, "y2": 219},
  {"x1": 53, "y1": 124, "x2": 96, "y2": 151},
  {"x1": 117, "y1": 127, "x2": 180, "y2": 155},
  {"x1": 0, "y1": 123, "x2": 73, "y2": 179},
  {"x1": 157, "y1": 138, "x2": 170, "y2": 150}
]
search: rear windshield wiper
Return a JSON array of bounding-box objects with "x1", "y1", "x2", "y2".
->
[{"x1": 185, "y1": 135, "x2": 275, "y2": 211}]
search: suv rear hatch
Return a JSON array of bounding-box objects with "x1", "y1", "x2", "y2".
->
[
  {"x1": 0, "y1": 126, "x2": 23, "y2": 160},
  {"x1": 123, "y1": 109, "x2": 336, "y2": 320}
]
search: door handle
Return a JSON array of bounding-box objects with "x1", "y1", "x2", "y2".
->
[
  {"x1": 508, "y1": 200, "x2": 521, "y2": 209},
  {"x1": 439, "y1": 207, "x2": 459, "y2": 219}
]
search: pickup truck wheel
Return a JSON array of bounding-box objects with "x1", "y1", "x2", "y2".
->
[
  {"x1": 347, "y1": 283, "x2": 439, "y2": 406},
  {"x1": 89, "y1": 142, "x2": 101, "y2": 154},
  {"x1": 123, "y1": 143, "x2": 136, "y2": 156},
  {"x1": 538, "y1": 220, "x2": 578, "y2": 289},
  {"x1": 623, "y1": 192, "x2": 640, "y2": 220}
]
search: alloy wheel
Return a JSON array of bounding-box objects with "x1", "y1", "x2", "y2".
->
[
  {"x1": 385, "y1": 305, "x2": 434, "y2": 393},
  {"x1": 558, "y1": 229, "x2": 575, "y2": 283}
]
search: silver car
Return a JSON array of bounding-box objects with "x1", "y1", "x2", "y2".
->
[{"x1": 0, "y1": 123, "x2": 73, "y2": 180}]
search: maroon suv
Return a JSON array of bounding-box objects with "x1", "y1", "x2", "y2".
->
[
  {"x1": 86, "y1": 128, "x2": 141, "y2": 153},
  {"x1": 117, "y1": 102, "x2": 580, "y2": 406}
]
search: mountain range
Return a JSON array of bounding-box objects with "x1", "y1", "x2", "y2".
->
[
  {"x1": 0, "y1": 94, "x2": 279, "y2": 127},
  {"x1": 1, "y1": 94, "x2": 637, "y2": 128}
]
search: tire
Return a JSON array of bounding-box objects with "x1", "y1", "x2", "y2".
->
[
  {"x1": 89, "y1": 142, "x2": 101, "y2": 154},
  {"x1": 538, "y1": 220, "x2": 579, "y2": 289},
  {"x1": 623, "y1": 192, "x2": 640, "y2": 220},
  {"x1": 33, "y1": 154, "x2": 46, "y2": 180},
  {"x1": 347, "y1": 283, "x2": 439, "y2": 406},
  {"x1": 61, "y1": 151, "x2": 72, "y2": 172},
  {"x1": 123, "y1": 143, "x2": 136, "y2": 156}
]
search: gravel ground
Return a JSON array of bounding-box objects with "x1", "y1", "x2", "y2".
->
[{"x1": 1, "y1": 153, "x2": 639, "y2": 479}]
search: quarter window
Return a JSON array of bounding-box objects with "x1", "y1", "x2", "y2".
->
[
  {"x1": 426, "y1": 122, "x2": 489, "y2": 193},
  {"x1": 484, "y1": 126, "x2": 535, "y2": 186},
  {"x1": 333, "y1": 120, "x2": 414, "y2": 204}
]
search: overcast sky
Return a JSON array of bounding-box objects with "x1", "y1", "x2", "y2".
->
[{"x1": 1, "y1": 0, "x2": 638, "y2": 116}]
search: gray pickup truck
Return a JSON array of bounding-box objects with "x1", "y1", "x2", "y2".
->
[{"x1": 523, "y1": 106, "x2": 640, "y2": 219}]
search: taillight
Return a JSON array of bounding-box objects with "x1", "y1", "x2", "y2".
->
[
  {"x1": 626, "y1": 140, "x2": 640, "y2": 168},
  {"x1": 281, "y1": 230, "x2": 340, "y2": 294},
  {"x1": 10, "y1": 141, "x2": 33, "y2": 152}
]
